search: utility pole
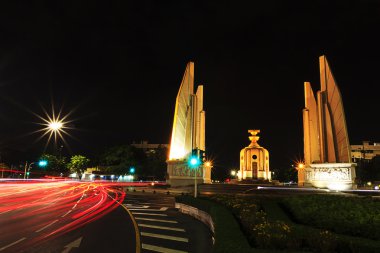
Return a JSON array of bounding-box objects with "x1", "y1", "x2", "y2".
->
[
  {"x1": 24, "y1": 161, "x2": 28, "y2": 180},
  {"x1": 194, "y1": 166, "x2": 198, "y2": 198},
  {"x1": 24, "y1": 161, "x2": 34, "y2": 180}
]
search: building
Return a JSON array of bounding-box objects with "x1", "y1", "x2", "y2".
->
[
  {"x1": 131, "y1": 141, "x2": 169, "y2": 155},
  {"x1": 238, "y1": 130, "x2": 271, "y2": 181},
  {"x1": 300, "y1": 55, "x2": 356, "y2": 190},
  {"x1": 166, "y1": 62, "x2": 211, "y2": 186},
  {"x1": 351, "y1": 141, "x2": 380, "y2": 161}
]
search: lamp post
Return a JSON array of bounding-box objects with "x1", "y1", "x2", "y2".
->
[
  {"x1": 295, "y1": 162, "x2": 305, "y2": 187},
  {"x1": 24, "y1": 162, "x2": 34, "y2": 180}
]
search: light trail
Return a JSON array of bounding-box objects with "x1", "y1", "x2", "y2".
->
[{"x1": 0, "y1": 180, "x2": 128, "y2": 252}]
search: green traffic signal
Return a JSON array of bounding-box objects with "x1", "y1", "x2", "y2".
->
[
  {"x1": 188, "y1": 156, "x2": 201, "y2": 169},
  {"x1": 39, "y1": 160, "x2": 48, "y2": 167},
  {"x1": 188, "y1": 148, "x2": 205, "y2": 168}
]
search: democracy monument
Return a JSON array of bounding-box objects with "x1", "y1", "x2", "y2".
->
[
  {"x1": 299, "y1": 55, "x2": 356, "y2": 190},
  {"x1": 166, "y1": 62, "x2": 212, "y2": 186},
  {"x1": 238, "y1": 130, "x2": 271, "y2": 181}
]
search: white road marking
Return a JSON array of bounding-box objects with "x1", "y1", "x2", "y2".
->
[
  {"x1": 160, "y1": 207, "x2": 168, "y2": 211},
  {"x1": 61, "y1": 210, "x2": 72, "y2": 217},
  {"x1": 61, "y1": 237, "x2": 83, "y2": 253},
  {"x1": 138, "y1": 223, "x2": 185, "y2": 232},
  {"x1": 141, "y1": 232, "x2": 188, "y2": 242},
  {"x1": 35, "y1": 219, "x2": 59, "y2": 232},
  {"x1": 141, "y1": 243, "x2": 188, "y2": 253},
  {"x1": 135, "y1": 217, "x2": 177, "y2": 223},
  {"x1": 0, "y1": 237, "x2": 26, "y2": 251},
  {"x1": 132, "y1": 212, "x2": 167, "y2": 217}
]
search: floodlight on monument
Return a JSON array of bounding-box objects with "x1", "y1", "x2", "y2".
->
[
  {"x1": 169, "y1": 147, "x2": 185, "y2": 160},
  {"x1": 297, "y1": 163, "x2": 305, "y2": 169}
]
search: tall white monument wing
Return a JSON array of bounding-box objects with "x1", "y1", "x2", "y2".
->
[
  {"x1": 319, "y1": 56, "x2": 351, "y2": 163},
  {"x1": 169, "y1": 62, "x2": 194, "y2": 160},
  {"x1": 194, "y1": 85, "x2": 205, "y2": 151},
  {"x1": 300, "y1": 56, "x2": 355, "y2": 190},
  {"x1": 303, "y1": 82, "x2": 321, "y2": 164}
]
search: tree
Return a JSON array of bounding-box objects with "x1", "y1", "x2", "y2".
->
[
  {"x1": 67, "y1": 155, "x2": 90, "y2": 179},
  {"x1": 143, "y1": 146, "x2": 168, "y2": 180},
  {"x1": 98, "y1": 144, "x2": 169, "y2": 180},
  {"x1": 100, "y1": 145, "x2": 144, "y2": 175},
  {"x1": 40, "y1": 153, "x2": 68, "y2": 175},
  {"x1": 272, "y1": 166, "x2": 298, "y2": 183}
]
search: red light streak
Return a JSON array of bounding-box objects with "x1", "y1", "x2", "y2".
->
[{"x1": 0, "y1": 180, "x2": 126, "y2": 251}]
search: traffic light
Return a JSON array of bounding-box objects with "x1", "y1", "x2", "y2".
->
[
  {"x1": 188, "y1": 156, "x2": 201, "y2": 169},
  {"x1": 188, "y1": 149, "x2": 201, "y2": 169},
  {"x1": 129, "y1": 167, "x2": 135, "y2": 174},
  {"x1": 199, "y1": 150, "x2": 205, "y2": 164},
  {"x1": 38, "y1": 160, "x2": 48, "y2": 167}
]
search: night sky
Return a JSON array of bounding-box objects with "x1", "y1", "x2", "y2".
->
[{"x1": 1, "y1": 1, "x2": 380, "y2": 176}]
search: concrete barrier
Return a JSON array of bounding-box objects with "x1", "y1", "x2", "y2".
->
[{"x1": 175, "y1": 202, "x2": 215, "y2": 236}]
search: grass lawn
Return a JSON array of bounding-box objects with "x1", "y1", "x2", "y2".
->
[{"x1": 176, "y1": 194, "x2": 380, "y2": 253}]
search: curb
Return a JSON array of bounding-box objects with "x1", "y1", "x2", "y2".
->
[
  {"x1": 120, "y1": 202, "x2": 141, "y2": 253},
  {"x1": 175, "y1": 202, "x2": 215, "y2": 238},
  {"x1": 124, "y1": 187, "x2": 189, "y2": 195}
]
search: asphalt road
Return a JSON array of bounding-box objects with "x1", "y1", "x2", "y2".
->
[{"x1": 124, "y1": 192, "x2": 213, "y2": 253}]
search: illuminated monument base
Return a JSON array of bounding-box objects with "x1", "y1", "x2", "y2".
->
[
  {"x1": 167, "y1": 160, "x2": 211, "y2": 187},
  {"x1": 298, "y1": 163, "x2": 356, "y2": 191}
]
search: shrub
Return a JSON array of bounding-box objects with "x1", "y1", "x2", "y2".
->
[
  {"x1": 283, "y1": 195, "x2": 380, "y2": 240},
  {"x1": 251, "y1": 220, "x2": 292, "y2": 250},
  {"x1": 209, "y1": 195, "x2": 298, "y2": 251},
  {"x1": 306, "y1": 230, "x2": 337, "y2": 253}
]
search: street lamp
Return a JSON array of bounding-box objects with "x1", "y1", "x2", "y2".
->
[
  {"x1": 36, "y1": 108, "x2": 72, "y2": 148},
  {"x1": 297, "y1": 163, "x2": 304, "y2": 169},
  {"x1": 49, "y1": 121, "x2": 63, "y2": 131}
]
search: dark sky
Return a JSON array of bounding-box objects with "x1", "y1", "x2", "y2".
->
[{"x1": 1, "y1": 1, "x2": 380, "y2": 175}]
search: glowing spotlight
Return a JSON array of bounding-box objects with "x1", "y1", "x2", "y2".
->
[
  {"x1": 297, "y1": 163, "x2": 304, "y2": 169},
  {"x1": 32, "y1": 104, "x2": 75, "y2": 149},
  {"x1": 49, "y1": 121, "x2": 63, "y2": 131}
]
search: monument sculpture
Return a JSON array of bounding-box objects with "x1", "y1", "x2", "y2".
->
[
  {"x1": 238, "y1": 130, "x2": 271, "y2": 181},
  {"x1": 166, "y1": 62, "x2": 212, "y2": 186},
  {"x1": 299, "y1": 55, "x2": 356, "y2": 190}
]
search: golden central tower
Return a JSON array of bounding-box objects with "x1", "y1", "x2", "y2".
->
[{"x1": 239, "y1": 130, "x2": 271, "y2": 181}]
